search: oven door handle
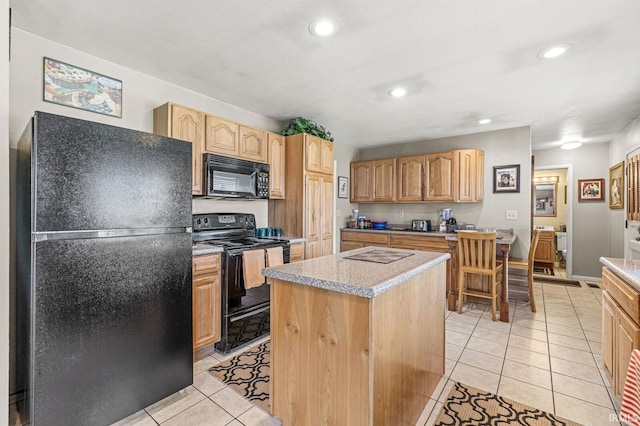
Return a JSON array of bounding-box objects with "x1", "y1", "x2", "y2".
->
[{"x1": 230, "y1": 305, "x2": 270, "y2": 322}]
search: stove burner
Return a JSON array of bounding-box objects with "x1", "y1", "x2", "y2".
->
[{"x1": 205, "y1": 237, "x2": 283, "y2": 249}]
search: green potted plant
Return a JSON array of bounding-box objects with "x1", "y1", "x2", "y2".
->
[{"x1": 280, "y1": 117, "x2": 334, "y2": 142}]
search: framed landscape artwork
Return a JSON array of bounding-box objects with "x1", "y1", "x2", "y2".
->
[
  {"x1": 43, "y1": 57, "x2": 122, "y2": 118},
  {"x1": 493, "y1": 164, "x2": 520, "y2": 193},
  {"x1": 578, "y1": 178, "x2": 605, "y2": 201},
  {"x1": 609, "y1": 161, "x2": 624, "y2": 209}
]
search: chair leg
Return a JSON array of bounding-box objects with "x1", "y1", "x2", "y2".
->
[
  {"x1": 528, "y1": 273, "x2": 536, "y2": 312},
  {"x1": 458, "y1": 273, "x2": 464, "y2": 314}
]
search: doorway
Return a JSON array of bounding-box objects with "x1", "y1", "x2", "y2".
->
[{"x1": 533, "y1": 165, "x2": 573, "y2": 278}]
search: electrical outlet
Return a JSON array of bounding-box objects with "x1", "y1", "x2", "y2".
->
[
  {"x1": 505, "y1": 210, "x2": 518, "y2": 220},
  {"x1": 399, "y1": 210, "x2": 404, "y2": 218}
]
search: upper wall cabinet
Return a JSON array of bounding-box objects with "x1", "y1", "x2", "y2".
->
[
  {"x1": 305, "y1": 135, "x2": 334, "y2": 175},
  {"x1": 205, "y1": 115, "x2": 239, "y2": 157},
  {"x1": 268, "y1": 132, "x2": 286, "y2": 199},
  {"x1": 350, "y1": 159, "x2": 396, "y2": 202},
  {"x1": 153, "y1": 102, "x2": 205, "y2": 195},
  {"x1": 239, "y1": 125, "x2": 268, "y2": 163},
  {"x1": 351, "y1": 149, "x2": 484, "y2": 204}
]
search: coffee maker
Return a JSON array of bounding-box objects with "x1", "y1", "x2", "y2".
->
[{"x1": 438, "y1": 208, "x2": 455, "y2": 232}]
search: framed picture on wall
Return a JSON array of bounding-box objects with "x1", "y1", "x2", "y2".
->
[
  {"x1": 493, "y1": 164, "x2": 520, "y2": 193},
  {"x1": 578, "y1": 178, "x2": 605, "y2": 201},
  {"x1": 609, "y1": 161, "x2": 624, "y2": 209},
  {"x1": 338, "y1": 176, "x2": 349, "y2": 198}
]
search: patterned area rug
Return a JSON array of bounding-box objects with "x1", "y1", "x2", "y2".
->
[
  {"x1": 208, "y1": 340, "x2": 270, "y2": 412},
  {"x1": 435, "y1": 382, "x2": 582, "y2": 425},
  {"x1": 533, "y1": 266, "x2": 554, "y2": 276}
]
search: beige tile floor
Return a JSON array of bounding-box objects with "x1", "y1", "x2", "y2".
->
[{"x1": 10, "y1": 267, "x2": 620, "y2": 426}]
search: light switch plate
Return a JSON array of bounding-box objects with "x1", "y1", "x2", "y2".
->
[{"x1": 505, "y1": 210, "x2": 518, "y2": 220}]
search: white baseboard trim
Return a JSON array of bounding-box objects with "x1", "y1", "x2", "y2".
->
[{"x1": 571, "y1": 275, "x2": 602, "y2": 282}]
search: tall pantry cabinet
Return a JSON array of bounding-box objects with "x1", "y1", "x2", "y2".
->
[{"x1": 269, "y1": 133, "x2": 334, "y2": 259}]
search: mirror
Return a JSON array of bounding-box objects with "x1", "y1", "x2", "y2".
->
[{"x1": 534, "y1": 181, "x2": 557, "y2": 217}]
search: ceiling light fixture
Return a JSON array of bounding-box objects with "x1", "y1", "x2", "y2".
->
[
  {"x1": 537, "y1": 43, "x2": 572, "y2": 60},
  {"x1": 388, "y1": 87, "x2": 408, "y2": 97},
  {"x1": 478, "y1": 118, "x2": 492, "y2": 125},
  {"x1": 309, "y1": 19, "x2": 338, "y2": 37},
  {"x1": 560, "y1": 141, "x2": 582, "y2": 150}
]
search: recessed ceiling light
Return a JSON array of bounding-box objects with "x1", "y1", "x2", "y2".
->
[
  {"x1": 537, "y1": 44, "x2": 572, "y2": 60},
  {"x1": 388, "y1": 88, "x2": 407, "y2": 97},
  {"x1": 560, "y1": 141, "x2": 582, "y2": 150},
  {"x1": 309, "y1": 19, "x2": 338, "y2": 37},
  {"x1": 478, "y1": 118, "x2": 492, "y2": 125}
]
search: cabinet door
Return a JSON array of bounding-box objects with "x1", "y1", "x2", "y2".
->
[
  {"x1": 268, "y1": 132, "x2": 286, "y2": 199},
  {"x1": 171, "y1": 105, "x2": 205, "y2": 195},
  {"x1": 602, "y1": 291, "x2": 617, "y2": 389},
  {"x1": 373, "y1": 159, "x2": 396, "y2": 202},
  {"x1": 305, "y1": 174, "x2": 322, "y2": 259},
  {"x1": 321, "y1": 139, "x2": 334, "y2": 175},
  {"x1": 205, "y1": 115, "x2": 239, "y2": 157},
  {"x1": 321, "y1": 175, "x2": 334, "y2": 256},
  {"x1": 341, "y1": 241, "x2": 364, "y2": 252},
  {"x1": 616, "y1": 308, "x2": 640, "y2": 401},
  {"x1": 397, "y1": 155, "x2": 425, "y2": 201},
  {"x1": 290, "y1": 242, "x2": 305, "y2": 262},
  {"x1": 456, "y1": 150, "x2": 476, "y2": 202},
  {"x1": 425, "y1": 152, "x2": 455, "y2": 201},
  {"x1": 351, "y1": 161, "x2": 373, "y2": 202},
  {"x1": 193, "y1": 275, "x2": 221, "y2": 349},
  {"x1": 476, "y1": 150, "x2": 485, "y2": 201},
  {"x1": 305, "y1": 135, "x2": 324, "y2": 173},
  {"x1": 534, "y1": 232, "x2": 555, "y2": 265},
  {"x1": 239, "y1": 125, "x2": 268, "y2": 163}
]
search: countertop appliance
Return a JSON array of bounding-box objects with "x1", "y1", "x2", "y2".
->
[
  {"x1": 192, "y1": 213, "x2": 290, "y2": 354},
  {"x1": 15, "y1": 112, "x2": 193, "y2": 426},
  {"x1": 412, "y1": 219, "x2": 431, "y2": 232},
  {"x1": 205, "y1": 153, "x2": 269, "y2": 199}
]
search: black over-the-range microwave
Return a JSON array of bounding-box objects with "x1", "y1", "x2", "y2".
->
[{"x1": 204, "y1": 153, "x2": 270, "y2": 199}]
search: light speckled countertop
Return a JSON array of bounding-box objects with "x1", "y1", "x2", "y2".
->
[
  {"x1": 192, "y1": 244, "x2": 224, "y2": 256},
  {"x1": 262, "y1": 246, "x2": 450, "y2": 298},
  {"x1": 600, "y1": 257, "x2": 640, "y2": 291}
]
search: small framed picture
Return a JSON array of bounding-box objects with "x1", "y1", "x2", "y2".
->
[
  {"x1": 578, "y1": 178, "x2": 605, "y2": 201},
  {"x1": 338, "y1": 176, "x2": 349, "y2": 199},
  {"x1": 493, "y1": 164, "x2": 520, "y2": 193},
  {"x1": 609, "y1": 161, "x2": 624, "y2": 209}
]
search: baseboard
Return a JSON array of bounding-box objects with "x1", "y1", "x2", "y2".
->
[{"x1": 571, "y1": 274, "x2": 602, "y2": 283}]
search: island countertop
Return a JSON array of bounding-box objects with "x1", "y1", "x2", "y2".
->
[{"x1": 262, "y1": 246, "x2": 450, "y2": 298}]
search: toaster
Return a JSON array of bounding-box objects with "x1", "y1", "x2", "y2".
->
[{"x1": 411, "y1": 219, "x2": 431, "y2": 232}]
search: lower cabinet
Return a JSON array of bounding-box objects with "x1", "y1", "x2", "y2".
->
[
  {"x1": 290, "y1": 241, "x2": 305, "y2": 263},
  {"x1": 602, "y1": 266, "x2": 640, "y2": 402},
  {"x1": 534, "y1": 231, "x2": 555, "y2": 267},
  {"x1": 340, "y1": 231, "x2": 389, "y2": 252},
  {"x1": 193, "y1": 253, "x2": 221, "y2": 356}
]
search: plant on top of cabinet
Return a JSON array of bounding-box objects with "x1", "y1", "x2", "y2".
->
[{"x1": 281, "y1": 117, "x2": 334, "y2": 142}]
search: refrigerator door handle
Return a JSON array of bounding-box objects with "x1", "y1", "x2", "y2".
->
[{"x1": 33, "y1": 227, "x2": 192, "y2": 242}]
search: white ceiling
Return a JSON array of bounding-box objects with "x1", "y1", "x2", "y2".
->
[{"x1": 10, "y1": 0, "x2": 640, "y2": 150}]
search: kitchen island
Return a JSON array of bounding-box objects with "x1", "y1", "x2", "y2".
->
[{"x1": 263, "y1": 247, "x2": 449, "y2": 425}]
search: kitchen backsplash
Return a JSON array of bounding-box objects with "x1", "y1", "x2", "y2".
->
[{"x1": 355, "y1": 202, "x2": 485, "y2": 230}]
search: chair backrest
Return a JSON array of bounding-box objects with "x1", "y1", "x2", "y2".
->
[
  {"x1": 528, "y1": 229, "x2": 542, "y2": 268},
  {"x1": 457, "y1": 231, "x2": 499, "y2": 275}
]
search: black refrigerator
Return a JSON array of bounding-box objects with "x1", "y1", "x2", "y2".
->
[{"x1": 15, "y1": 112, "x2": 193, "y2": 425}]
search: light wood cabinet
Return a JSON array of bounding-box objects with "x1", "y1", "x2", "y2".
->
[
  {"x1": 192, "y1": 254, "x2": 221, "y2": 355},
  {"x1": 269, "y1": 133, "x2": 334, "y2": 259},
  {"x1": 268, "y1": 132, "x2": 286, "y2": 199},
  {"x1": 239, "y1": 125, "x2": 268, "y2": 163},
  {"x1": 534, "y1": 231, "x2": 555, "y2": 267},
  {"x1": 289, "y1": 241, "x2": 305, "y2": 263},
  {"x1": 476, "y1": 150, "x2": 485, "y2": 201},
  {"x1": 397, "y1": 155, "x2": 425, "y2": 202},
  {"x1": 602, "y1": 266, "x2": 640, "y2": 402},
  {"x1": 350, "y1": 158, "x2": 396, "y2": 202},
  {"x1": 340, "y1": 230, "x2": 390, "y2": 252},
  {"x1": 305, "y1": 134, "x2": 334, "y2": 174},
  {"x1": 153, "y1": 102, "x2": 205, "y2": 195},
  {"x1": 425, "y1": 151, "x2": 455, "y2": 201},
  {"x1": 456, "y1": 149, "x2": 477, "y2": 202},
  {"x1": 204, "y1": 114, "x2": 239, "y2": 157}
]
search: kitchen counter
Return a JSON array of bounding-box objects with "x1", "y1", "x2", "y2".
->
[
  {"x1": 340, "y1": 227, "x2": 516, "y2": 243},
  {"x1": 192, "y1": 244, "x2": 224, "y2": 256},
  {"x1": 600, "y1": 257, "x2": 640, "y2": 291},
  {"x1": 267, "y1": 246, "x2": 446, "y2": 424},
  {"x1": 262, "y1": 246, "x2": 449, "y2": 298},
  {"x1": 262, "y1": 235, "x2": 306, "y2": 244}
]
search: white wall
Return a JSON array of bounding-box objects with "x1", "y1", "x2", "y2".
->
[
  {"x1": 2, "y1": 0, "x2": 11, "y2": 421},
  {"x1": 334, "y1": 142, "x2": 360, "y2": 248},
  {"x1": 356, "y1": 127, "x2": 532, "y2": 258},
  {"x1": 533, "y1": 143, "x2": 610, "y2": 279}
]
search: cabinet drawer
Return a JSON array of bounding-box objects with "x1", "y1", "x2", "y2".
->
[
  {"x1": 341, "y1": 231, "x2": 389, "y2": 245},
  {"x1": 290, "y1": 242, "x2": 305, "y2": 262},
  {"x1": 193, "y1": 253, "x2": 221, "y2": 276},
  {"x1": 389, "y1": 234, "x2": 450, "y2": 252},
  {"x1": 603, "y1": 267, "x2": 640, "y2": 323}
]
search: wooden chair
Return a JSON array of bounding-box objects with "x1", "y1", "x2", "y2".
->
[
  {"x1": 506, "y1": 229, "x2": 541, "y2": 312},
  {"x1": 457, "y1": 231, "x2": 503, "y2": 321}
]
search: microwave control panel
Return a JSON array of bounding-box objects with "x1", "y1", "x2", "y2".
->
[{"x1": 257, "y1": 172, "x2": 269, "y2": 198}]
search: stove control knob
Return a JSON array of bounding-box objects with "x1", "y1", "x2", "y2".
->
[
  {"x1": 196, "y1": 218, "x2": 202, "y2": 225},
  {"x1": 204, "y1": 217, "x2": 209, "y2": 224}
]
